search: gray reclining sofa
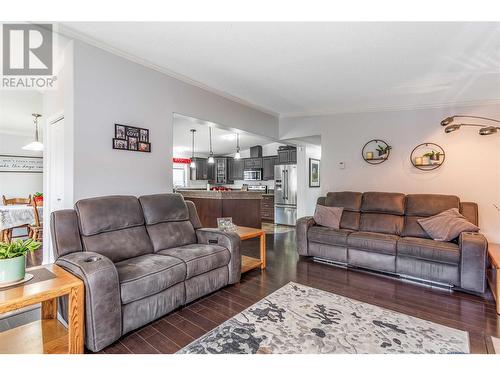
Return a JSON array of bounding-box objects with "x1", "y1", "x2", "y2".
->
[
  {"x1": 297, "y1": 191, "x2": 488, "y2": 294},
  {"x1": 51, "y1": 193, "x2": 241, "y2": 352}
]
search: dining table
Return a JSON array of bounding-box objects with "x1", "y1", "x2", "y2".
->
[{"x1": 0, "y1": 205, "x2": 43, "y2": 242}]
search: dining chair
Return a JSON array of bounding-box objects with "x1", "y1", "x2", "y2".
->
[
  {"x1": 29, "y1": 199, "x2": 43, "y2": 242},
  {"x1": 1, "y1": 195, "x2": 33, "y2": 243}
]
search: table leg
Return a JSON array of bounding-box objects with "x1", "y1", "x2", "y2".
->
[
  {"x1": 260, "y1": 232, "x2": 266, "y2": 270},
  {"x1": 68, "y1": 283, "x2": 85, "y2": 354},
  {"x1": 496, "y1": 268, "x2": 500, "y2": 315},
  {"x1": 41, "y1": 298, "x2": 58, "y2": 320}
]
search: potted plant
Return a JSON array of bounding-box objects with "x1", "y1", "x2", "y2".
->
[
  {"x1": 33, "y1": 192, "x2": 43, "y2": 204},
  {"x1": 0, "y1": 239, "x2": 41, "y2": 284},
  {"x1": 423, "y1": 151, "x2": 441, "y2": 164},
  {"x1": 376, "y1": 145, "x2": 392, "y2": 158}
]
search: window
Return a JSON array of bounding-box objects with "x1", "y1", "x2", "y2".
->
[{"x1": 173, "y1": 164, "x2": 186, "y2": 188}]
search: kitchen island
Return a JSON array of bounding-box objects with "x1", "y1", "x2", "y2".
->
[{"x1": 178, "y1": 190, "x2": 263, "y2": 228}]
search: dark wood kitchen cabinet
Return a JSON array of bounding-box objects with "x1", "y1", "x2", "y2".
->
[
  {"x1": 243, "y1": 158, "x2": 263, "y2": 170},
  {"x1": 262, "y1": 156, "x2": 278, "y2": 180},
  {"x1": 277, "y1": 147, "x2": 297, "y2": 164},
  {"x1": 228, "y1": 158, "x2": 244, "y2": 181},
  {"x1": 261, "y1": 195, "x2": 275, "y2": 221}
]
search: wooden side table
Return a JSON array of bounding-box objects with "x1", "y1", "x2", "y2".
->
[
  {"x1": 487, "y1": 243, "x2": 500, "y2": 314},
  {"x1": 234, "y1": 226, "x2": 266, "y2": 273},
  {"x1": 0, "y1": 264, "x2": 85, "y2": 354}
]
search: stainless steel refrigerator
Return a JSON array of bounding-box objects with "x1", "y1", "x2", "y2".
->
[{"x1": 274, "y1": 164, "x2": 297, "y2": 226}]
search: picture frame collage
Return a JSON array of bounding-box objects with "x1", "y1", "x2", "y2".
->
[{"x1": 113, "y1": 124, "x2": 151, "y2": 152}]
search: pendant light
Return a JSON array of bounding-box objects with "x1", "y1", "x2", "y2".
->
[
  {"x1": 234, "y1": 133, "x2": 241, "y2": 159},
  {"x1": 189, "y1": 129, "x2": 196, "y2": 168},
  {"x1": 207, "y1": 126, "x2": 215, "y2": 164},
  {"x1": 22, "y1": 113, "x2": 43, "y2": 151}
]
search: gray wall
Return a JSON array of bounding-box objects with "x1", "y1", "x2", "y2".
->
[{"x1": 70, "y1": 40, "x2": 279, "y2": 201}]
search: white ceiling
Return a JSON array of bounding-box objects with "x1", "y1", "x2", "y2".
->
[
  {"x1": 0, "y1": 91, "x2": 43, "y2": 135},
  {"x1": 173, "y1": 114, "x2": 278, "y2": 157},
  {"x1": 62, "y1": 22, "x2": 500, "y2": 116}
]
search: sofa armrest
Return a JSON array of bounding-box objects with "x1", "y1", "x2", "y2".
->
[
  {"x1": 196, "y1": 228, "x2": 241, "y2": 284},
  {"x1": 296, "y1": 216, "x2": 316, "y2": 256},
  {"x1": 56, "y1": 251, "x2": 122, "y2": 352},
  {"x1": 460, "y1": 232, "x2": 488, "y2": 293}
]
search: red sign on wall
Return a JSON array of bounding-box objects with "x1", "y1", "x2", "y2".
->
[{"x1": 173, "y1": 158, "x2": 192, "y2": 164}]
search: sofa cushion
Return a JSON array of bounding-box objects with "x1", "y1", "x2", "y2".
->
[
  {"x1": 308, "y1": 226, "x2": 352, "y2": 246},
  {"x1": 397, "y1": 237, "x2": 460, "y2": 264},
  {"x1": 360, "y1": 213, "x2": 404, "y2": 235},
  {"x1": 313, "y1": 205, "x2": 343, "y2": 229},
  {"x1": 159, "y1": 244, "x2": 230, "y2": 279},
  {"x1": 339, "y1": 211, "x2": 361, "y2": 231},
  {"x1": 116, "y1": 254, "x2": 186, "y2": 304},
  {"x1": 139, "y1": 193, "x2": 189, "y2": 225},
  {"x1": 347, "y1": 231, "x2": 399, "y2": 255},
  {"x1": 81, "y1": 226, "x2": 153, "y2": 263},
  {"x1": 76, "y1": 195, "x2": 144, "y2": 236},
  {"x1": 361, "y1": 192, "x2": 406, "y2": 215},
  {"x1": 146, "y1": 221, "x2": 197, "y2": 252},
  {"x1": 417, "y1": 208, "x2": 479, "y2": 241},
  {"x1": 325, "y1": 192, "x2": 362, "y2": 211},
  {"x1": 405, "y1": 194, "x2": 460, "y2": 216},
  {"x1": 402, "y1": 216, "x2": 431, "y2": 239}
]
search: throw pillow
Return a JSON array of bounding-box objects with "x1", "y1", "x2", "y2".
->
[
  {"x1": 417, "y1": 208, "x2": 479, "y2": 241},
  {"x1": 313, "y1": 205, "x2": 344, "y2": 229}
]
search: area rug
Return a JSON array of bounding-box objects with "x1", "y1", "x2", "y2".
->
[{"x1": 178, "y1": 282, "x2": 469, "y2": 354}]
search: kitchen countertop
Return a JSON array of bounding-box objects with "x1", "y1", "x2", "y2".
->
[{"x1": 178, "y1": 190, "x2": 263, "y2": 200}]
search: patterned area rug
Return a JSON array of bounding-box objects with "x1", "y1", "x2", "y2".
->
[{"x1": 178, "y1": 282, "x2": 469, "y2": 354}]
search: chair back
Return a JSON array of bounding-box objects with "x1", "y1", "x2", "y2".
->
[
  {"x1": 32, "y1": 199, "x2": 43, "y2": 226},
  {"x1": 3, "y1": 195, "x2": 32, "y2": 205}
]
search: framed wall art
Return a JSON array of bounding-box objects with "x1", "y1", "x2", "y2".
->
[
  {"x1": 309, "y1": 158, "x2": 321, "y2": 187},
  {"x1": 113, "y1": 124, "x2": 151, "y2": 153}
]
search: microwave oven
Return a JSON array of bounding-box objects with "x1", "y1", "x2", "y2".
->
[{"x1": 243, "y1": 169, "x2": 262, "y2": 181}]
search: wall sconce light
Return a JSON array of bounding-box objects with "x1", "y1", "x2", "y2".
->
[{"x1": 441, "y1": 115, "x2": 500, "y2": 136}]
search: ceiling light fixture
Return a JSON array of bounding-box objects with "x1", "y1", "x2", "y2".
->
[
  {"x1": 441, "y1": 115, "x2": 500, "y2": 136},
  {"x1": 22, "y1": 113, "x2": 44, "y2": 151},
  {"x1": 234, "y1": 133, "x2": 241, "y2": 159},
  {"x1": 207, "y1": 126, "x2": 215, "y2": 164},
  {"x1": 190, "y1": 129, "x2": 196, "y2": 168}
]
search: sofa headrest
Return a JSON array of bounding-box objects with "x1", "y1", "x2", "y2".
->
[
  {"x1": 405, "y1": 194, "x2": 460, "y2": 217},
  {"x1": 139, "y1": 193, "x2": 189, "y2": 225},
  {"x1": 361, "y1": 192, "x2": 406, "y2": 215},
  {"x1": 325, "y1": 191, "x2": 362, "y2": 212},
  {"x1": 75, "y1": 195, "x2": 144, "y2": 236}
]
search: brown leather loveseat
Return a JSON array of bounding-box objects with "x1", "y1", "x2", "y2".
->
[{"x1": 296, "y1": 191, "x2": 488, "y2": 294}]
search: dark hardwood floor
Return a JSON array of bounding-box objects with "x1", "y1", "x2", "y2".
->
[{"x1": 98, "y1": 228, "x2": 499, "y2": 354}]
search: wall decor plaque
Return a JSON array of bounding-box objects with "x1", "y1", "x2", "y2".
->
[{"x1": 0, "y1": 155, "x2": 43, "y2": 173}]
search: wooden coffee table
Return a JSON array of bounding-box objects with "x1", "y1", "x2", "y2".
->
[
  {"x1": 234, "y1": 226, "x2": 266, "y2": 273},
  {"x1": 487, "y1": 243, "x2": 500, "y2": 314},
  {"x1": 0, "y1": 264, "x2": 85, "y2": 354}
]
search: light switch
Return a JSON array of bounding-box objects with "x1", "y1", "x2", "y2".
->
[{"x1": 339, "y1": 161, "x2": 346, "y2": 169}]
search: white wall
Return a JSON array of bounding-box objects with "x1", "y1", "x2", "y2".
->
[
  {"x1": 71, "y1": 40, "x2": 279, "y2": 201},
  {"x1": 0, "y1": 133, "x2": 43, "y2": 199},
  {"x1": 296, "y1": 144, "x2": 322, "y2": 218},
  {"x1": 280, "y1": 103, "x2": 500, "y2": 242}
]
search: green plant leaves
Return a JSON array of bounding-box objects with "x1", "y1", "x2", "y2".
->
[{"x1": 0, "y1": 239, "x2": 42, "y2": 259}]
